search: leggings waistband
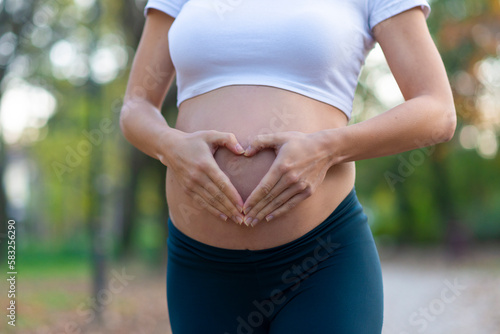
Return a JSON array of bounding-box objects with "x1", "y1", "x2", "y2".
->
[{"x1": 167, "y1": 187, "x2": 362, "y2": 264}]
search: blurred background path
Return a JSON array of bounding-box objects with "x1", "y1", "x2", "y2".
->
[{"x1": 381, "y1": 247, "x2": 500, "y2": 334}]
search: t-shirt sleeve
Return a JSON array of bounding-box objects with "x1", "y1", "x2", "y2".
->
[
  {"x1": 369, "y1": 0, "x2": 431, "y2": 31},
  {"x1": 143, "y1": 0, "x2": 188, "y2": 18}
]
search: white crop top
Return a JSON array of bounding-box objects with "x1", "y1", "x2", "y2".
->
[{"x1": 144, "y1": 0, "x2": 430, "y2": 120}]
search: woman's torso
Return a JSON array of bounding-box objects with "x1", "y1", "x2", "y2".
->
[{"x1": 166, "y1": 85, "x2": 355, "y2": 250}]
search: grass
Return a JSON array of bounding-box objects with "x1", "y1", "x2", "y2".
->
[{"x1": 3, "y1": 250, "x2": 121, "y2": 331}]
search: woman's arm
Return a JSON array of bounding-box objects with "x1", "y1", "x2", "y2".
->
[
  {"x1": 242, "y1": 7, "x2": 456, "y2": 225},
  {"x1": 120, "y1": 9, "x2": 177, "y2": 160},
  {"x1": 120, "y1": 9, "x2": 246, "y2": 224},
  {"x1": 318, "y1": 7, "x2": 456, "y2": 164}
]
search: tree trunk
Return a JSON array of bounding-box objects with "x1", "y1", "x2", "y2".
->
[
  {"x1": 84, "y1": 0, "x2": 106, "y2": 325},
  {"x1": 119, "y1": 147, "x2": 145, "y2": 258},
  {"x1": 429, "y1": 144, "x2": 470, "y2": 258},
  {"x1": 85, "y1": 80, "x2": 107, "y2": 325}
]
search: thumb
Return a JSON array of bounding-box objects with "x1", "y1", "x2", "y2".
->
[
  {"x1": 244, "y1": 133, "x2": 284, "y2": 157},
  {"x1": 208, "y1": 131, "x2": 245, "y2": 155}
]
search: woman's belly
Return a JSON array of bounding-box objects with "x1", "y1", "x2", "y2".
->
[{"x1": 166, "y1": 85, "x2": 356, "y2": 250}]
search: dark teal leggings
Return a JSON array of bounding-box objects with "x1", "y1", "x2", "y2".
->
[{"x1": 166, "y1": 188, "x2": 384, "y2": 334}]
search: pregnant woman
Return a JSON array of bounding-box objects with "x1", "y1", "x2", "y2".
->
[{"x1": 120, "y1": 0, "x2": 456, "y2": 333}]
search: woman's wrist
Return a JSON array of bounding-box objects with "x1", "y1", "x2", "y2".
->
[
  {"x1": 313, "y1": 128, "x2": 349, "y2": 167},
  {"x1": 156, "y1": 127, "x2": 185, "y2": 167}
]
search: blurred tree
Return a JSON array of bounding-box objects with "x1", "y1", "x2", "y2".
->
[
  {"x1": 115, "y1": 0, "x2": 172, "y2": 259},
  {"x1": 355, "y1": 0, "x2": 500, "y2": 248},
  {"x1": 0, "y1": 0, "x2": 35, "y2": 259},
  {"x1": 429, "y1": 0, "x2": 500, "y2": 251},
  {"x1": 85, "y1": 1, "x2": 107, "y2": 323}
]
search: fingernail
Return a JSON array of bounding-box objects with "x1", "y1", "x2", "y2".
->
[
  {"x1": 243, "y1": 207, "x2": 252, "y2": 215},
  {"x1": 236, "y1": 216, "x2": 244, "y2": 225},
  {"x1": 251, "y1": 218, "x2": 259, "y2": 226},
  {"x1": 235, "y1": 144, "x2": 245, "y2": 154},
  {"x1": 220, "y1": 214, "x2": 228, "y2": 222},
  {"x1": 237, "y1": 205, "x2": 244, "y2": 213},
  {"x1": 243, "y1": 146, "x2": 251, "y2": 156},
  {"x1": 244, "y1": 217, "x2": 253, "y2": 226},
  {"x1": 265, "y1": 215, "x2": 274, "y2": 222}
]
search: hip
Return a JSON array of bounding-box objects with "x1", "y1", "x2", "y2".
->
[
  {"x1": 166, "y1": 188, "x2": 383, "y2": 333},
  {"x1": 167, "y1": 186, "x2": 372, "y2": 269}
]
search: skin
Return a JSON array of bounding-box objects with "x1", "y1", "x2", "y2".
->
[{"x1": 120, "y1": 8, "x2": 456, "y2": 250}]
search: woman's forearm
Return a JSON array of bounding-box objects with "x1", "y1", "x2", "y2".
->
[
  {"x1": 119, "y1": 98, "x2": 182, "y2": 166},
  {"x1": 319, "y1": 95, "x2": 457, "y2": 166}
]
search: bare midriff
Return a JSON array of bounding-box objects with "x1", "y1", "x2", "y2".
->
[{"x1": 166, "y1": 85, "x2": 356, "y2": 250}]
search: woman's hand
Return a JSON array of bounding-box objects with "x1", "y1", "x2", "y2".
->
[
  {"x1": 160, "y1": 129, "x2": 246, "y2": 224},
  {"x1": 242, "y1": 131, "x2": 334, "y2": 227}
]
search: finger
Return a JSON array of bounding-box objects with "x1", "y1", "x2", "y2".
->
[
  {"x1": 202, "y1": 179, "x2": 244, "y2": 220},
  {"x1": 207, "y1": 131, "x2": 245, "y2": 155},
  {"x1": 262, "y1": 191, "x2": 311, "y2": 223},
  {"x1": 244, "y1": 133, "x2": 284, "y2": 157},
  {"x1": 185, "y1": 158, "x2": 245, "y2": 223},
  {"x1": 190, "y1": 185, "x2": 244, "y2": 225},
  {"x1": 243, "y1": 175, "x2": 289, "y2": 225},
  {"x1": 197, "y1": 173, "x2": 246, "y2": 225},
  {"x1": 247, "y1": 181, "x2": 306, "y2": 226},
  {"x1": 242, "y1": 162, "x2": 284, "y2": 216},
  {"x1": 195, "y1": 183, "x2": 235, "y2": 220},
  {"x1": 188, "y1": 191, "x2": 232, "y2": 223},
  {"x1": 206, "y1": 162, "x2": 245, "y2": 211}
]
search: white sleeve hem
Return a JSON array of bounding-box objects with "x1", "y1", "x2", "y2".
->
[
  {"x1": 370, "y1": 1, "x2": 431, "y2": 31},
  {"x1": 143, "y1": 0, "x2": 182, "y2": 18}
]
